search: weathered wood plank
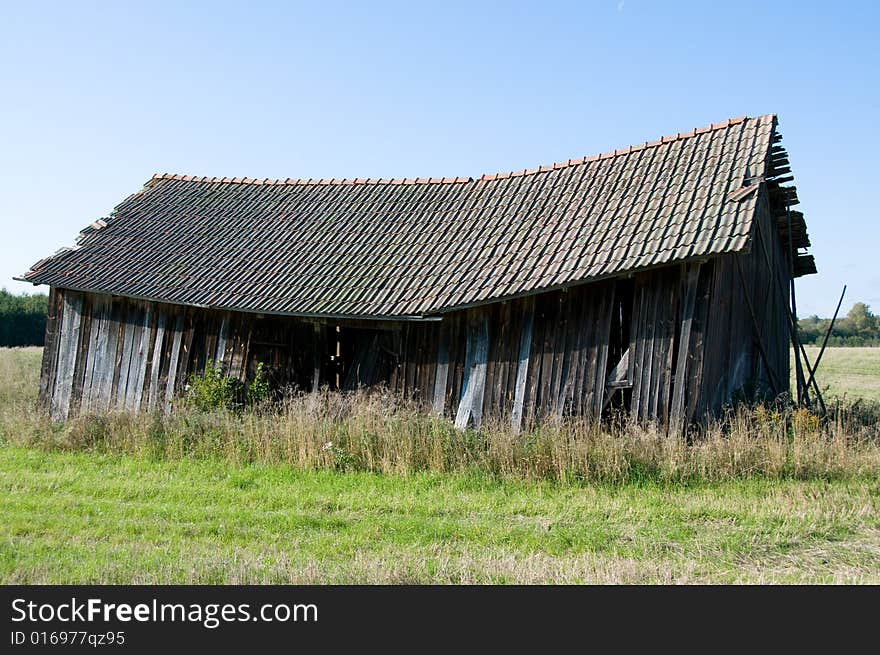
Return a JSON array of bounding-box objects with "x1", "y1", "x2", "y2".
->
[
  {"x1": 38, "y1": 288, "x2": 62, "y2": 409},
  {"x1": 454, "y1": 310, "x2": 489, "y2": 430},
  {"x1": 510, "y1": 297, "x2": 534, "y2": 431},
  {"x1": 671, "y1": 263, "x2": 701, "y2": 423},
  {"x1": 114, "y1": 305, "x2": 138, "y2": 408},
  {"x1": 215, "y1": 314, "x2": 230, "y2": 369},
  {"x1": 164, "y1": 313, "x2": 186, "y2": 413},
  {"x1": 50, "y1": 292, "x2": 83, "y2": 421},
  {"x1": 129, "y1": 305, "x2": 153, "y2": 411},
  {"x1": 432, "y1": 322, "x2": 450, "y2": 414},
  {"x1": 80, "y1": 296, "x2": 108, "y2": 413},
  {"x1": 147, "y1": 311, "x2": 167, "y2": 412},
  {"x1": 69, "y1": 296, "x2": 94, "y2": 415},
  {"x1": 592, "y1": 283, "x2": 615, "y2": 417}
]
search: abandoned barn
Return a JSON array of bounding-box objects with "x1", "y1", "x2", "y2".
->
[{"x1": 20, "y1": 114, "x2": 816, "y2": 427}]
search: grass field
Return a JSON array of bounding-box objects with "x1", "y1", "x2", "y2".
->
[
  {"x1": 800, "y1": 346, "x2": 880, "y2": 403},
  {"x1": 1, "y1": 346, "x2": 879, "y2": 584}
]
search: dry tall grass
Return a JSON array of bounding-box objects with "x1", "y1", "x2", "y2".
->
[{"x1": 2, "y1": 356, "x2": 878, "y2": 484}]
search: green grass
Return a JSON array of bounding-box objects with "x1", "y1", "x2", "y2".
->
[
  {"x1": 2, "y1": 446, "x2": 878, "y2": 583},
  {"x1": 1, "y1": 346, "x2": 879, "y2": 584},
  {"x1": 798, "y1": 346, "x2": 880, "y2": 403}
]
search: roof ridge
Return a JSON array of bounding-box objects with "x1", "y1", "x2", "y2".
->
[
  {"x1": 148, "y1": 115, "x2": 771, "y2": 189},
  {"x1": 149, "y1": 173, "x2": 473, "y2": 186},
  {"x1": 478, "y1": 115, "x2": 764, "y2": 181}
]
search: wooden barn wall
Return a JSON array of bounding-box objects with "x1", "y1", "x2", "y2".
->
[
  {"x1": 39, "y1": 292, "x2": 321, "y2": 420},
  {"x1": 41, "y1": 213, "x2": 793, "y2": 425},
  {"x1": 393, "y1": 281, "x2": 618, "y2": 429},
  {"x1": 690, "y1": 197, "x2": 791, "y2": 419}
]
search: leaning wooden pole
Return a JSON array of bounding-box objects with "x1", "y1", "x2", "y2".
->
[
  {"x1": 804, "y1": 285, "x2": 846, "y2": 398},
  {"x1": 734, "y1": 255, "x2": 783, "y2": 396}
]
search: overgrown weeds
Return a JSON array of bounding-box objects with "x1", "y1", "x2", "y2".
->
[
  {"x1": 1, "y1": 346, "x2": 878, "y2": 484},
  {"x1": 3, "y1": 385, "x2": 878, "y2": 484}
]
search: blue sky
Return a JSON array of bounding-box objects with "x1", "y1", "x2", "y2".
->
[{"x1": 1, "y1": 0, "x2": 877, "y2": 316}]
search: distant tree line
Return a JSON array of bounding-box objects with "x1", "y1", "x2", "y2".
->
[
  {"x1": 0, "y1": 289, "x2": 48, "y2": 347},
  {"x1": 799, "y1": 302, "x2": 880, "y2": 347}
]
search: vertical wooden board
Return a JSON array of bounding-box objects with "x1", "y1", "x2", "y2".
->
[
  {"x1": 122, "y1": 304, "x2": 144, "y2": 411},
  {"x1": 648, "y1": 275, "x2": 668, "y2": 419},
  {"x1": 50, "y1": 291, "x2": 83, "y2": 421},
  {"x1": 140, "y1": 309, "x2": 159, "y2": 409},
  {"x1": 147, "y1": 311, "x2": 167, "y2": 412},
  {"x1": 38, "y1": 288, "x2": 62, "y2": 410},
  {"x1": 215, "y1": 314, "x2": 231, "y2": 370},
  {"x1": 686, "y1": 262, "x2": 714, "y2": 421},
  {"x1": 482, "y1": 306, "x2": 499, "y2": 416},
  {"x1": 501, "y1": 302, "x2": 520, "y2": 412},
  {"x1": 570, "y1": 289, "x2": 592, "y2": 415},
  {"x1": 432, "y1": 322, "x2": 450, "y2": 414},
  {"x1": 179, "y1": 311, "x2": 196, "y2": 385},
  {"x1": 164, "y1": 313, "x2": 186, "y2": 412},
  {"x1": 591, "y1": 282, "x2": 615, "y2": 417},
  {"x1": 629, "y1": 282, "x2": 647, "y2": 420},
  {"x1": 581, "y1": 290, "x2": 602, "y2": 415},
  {"x1": 700, "y1": 256, "x2": 732, "y2": 414},
  {"x1": 454, "y1": 309, "x2": 489, "y2": 430},
  {"x1": 537, "y1": 296, "x2": 559, "y2": 416},
  {"x1": 95, "y1": 300, "x2": 121, "y2": 412},
  {"x1": 573, "y1": 293, "x2": 594, "y2": 414},
  {"x1": 469, "y1": 311, "x2": 490, "y2": 429},
  {"x1": 551, "y1": 293, "x2": 573, "y2": 416},
  {"x1": 489, "y1": 303, "x2": 508, "y2": 415},
  {"x1": 129, "y1": 305, "x2": 153, "y2": 411},
  {"x1": 658, "y1": 272, "x2": 679, "y2": 422},
  {"x1": 80, "y1": 296, "x2": 108, "y2": 413},
  {"x1": 404, "y1": 325, "x2": 418, "y2": 398},
  {"x1": 639, "y1": 281, "x2": 656, "y2": 422},
  {"x1": 68, "y1": 295, "x2": 93, "y2": 416},
  {"x1": 717, "y1": 257, "x2": 737, "y2": 408},
  {"x1": 114, "y1": 304, "x2": 139, "y2": 409},
  {"x1": 503, "y1": 301, "x2": 523, "y2": 411},
  {"x1": 453, "y1": 314, "x2": 477, "y2": 430},
  {"x1": 523, "y1": 296, "x2": 546, "y2": 422},
  {"x1": 511, "y1": 296, "x2": 535, "y2": 431},
  {"x1": 445, "y1": 314, "x2": 464, "y2": 412},
  {"x1": 671, "y1": 263, "x2": 701, "y2": 422}
]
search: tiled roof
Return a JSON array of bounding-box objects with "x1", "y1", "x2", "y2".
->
[{"x1": 20, "y1": 114, "x2": 805, "y2": 318}]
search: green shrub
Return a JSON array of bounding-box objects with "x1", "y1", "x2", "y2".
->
[{"x1": 186, "y1": 360, "x2": 268, "y2": 411}]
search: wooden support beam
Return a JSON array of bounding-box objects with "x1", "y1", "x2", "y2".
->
[{"x1": 510, "y1": 298, "x2": 535, "y2": 432}]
